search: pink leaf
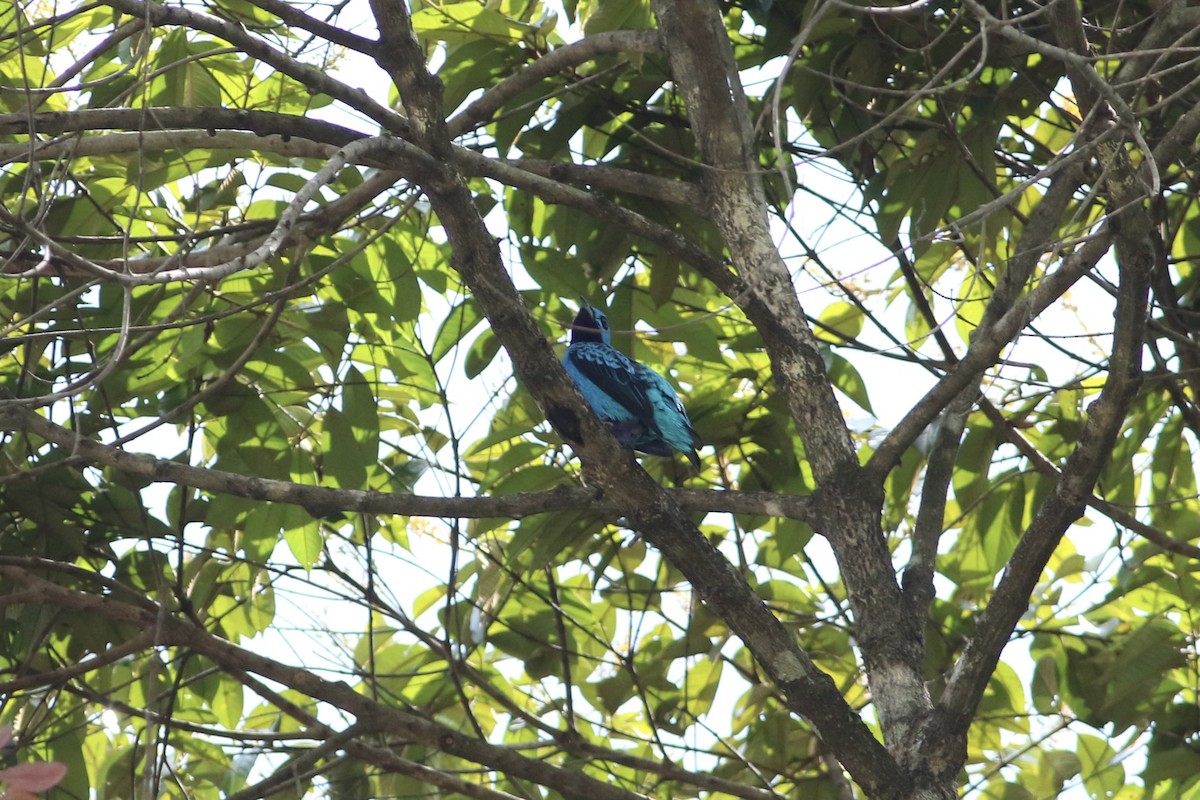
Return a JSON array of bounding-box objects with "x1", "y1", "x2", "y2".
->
[{"x1": 0, "y1": 762, "x2": 69, "y2": 792}]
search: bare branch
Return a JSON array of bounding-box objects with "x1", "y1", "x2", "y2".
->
[
  {"x1": 931, "y1": 0, "x2": 1161, "y2": 745},
  {"x1": 0, "y1": 564, "x2": 651, "y2": 800},
  {"x1": 0, "y1": 107, "x2": 364, "y2": 147},
  {"x1": 0, "y1": 130, "x2": 337, "y2": 166},
  {"x1": 497, "y1": 157, "x2": 701, "y2": 206},
  {"x1": 900, "y1": 388, "x2": 973, "y2": 621},
  {"x1": 0, "y1": 403, "x2": 814, "y2": 522},
  {"x1": 242, "y1": 0, "x2": 380, "y2": 55},
  {"x1": 935, "y1": 233, "x2": 1151, "y2": 735},
  {"x1": 447, "y1": 30, "x2": 662, "y2": 137},
  {"x1": 866, "y1": 230, "x2": 1112, "y2": 476},
  {"x1": 99, "y1": 0, "x2": 411, "y2": 136}
]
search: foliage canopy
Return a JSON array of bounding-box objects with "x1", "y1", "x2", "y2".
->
[{"x1": 2, "y1": 0, "x2": 1200, "y2": 798}]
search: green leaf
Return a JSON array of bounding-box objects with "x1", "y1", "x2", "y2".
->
[
  {"x1": 411, "y1": 4, "x2": 535, "y2": 45},
  {"x1": 151, "y1": 29, "x2": 224, "y2": 107},
  {"x1": 1078, "y1": 734, "x2": 1124, "y2": 798},
  {"x1": 1096, "y1": 619, "x2": 1186, "y2": 726},
  {"x1": 828, "y1": 353, "x2": 873, "y2": 413},
  {"x1": 581, "y1": 0, "x2": 652, "y2": 33},
  {"x1": 211, "y1": 673, "x2": 245, "y2": 729},
  {"x1": 433, "y1": 299, "x2": 486, "y2": 364},
  {"x1": 815, "y1": 301, "x2": 864, "y2": 343},
  {"x1": 321, "y1": 366, "x2": 380, "y2": 488},
  {"x1": 954, "y1": 269, "x2": 992, "y2": 342},
  {"x1": 465, "y1": 327, "x2": 502, "y2": 378},
  {"x1": 284, "y1": 520, "x2": 323, "y2": 570}
]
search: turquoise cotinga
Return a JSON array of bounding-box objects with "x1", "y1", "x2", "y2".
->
[{"x1": 562, "y1": 301, "x2": 702, "y2": 468}]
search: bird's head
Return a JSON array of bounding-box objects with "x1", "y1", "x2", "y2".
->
[{"x1": 571, "y1": 300, "x2": 611, "y2": 345}]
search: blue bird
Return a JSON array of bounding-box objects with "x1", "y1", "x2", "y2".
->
[{"x1": 563, "y1": 301, "x2": 702, "y2": 468}]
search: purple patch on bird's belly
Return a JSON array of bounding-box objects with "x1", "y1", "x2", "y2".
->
[{"x1": 605, "y1": 419, "x2": 648, "y2": 447}]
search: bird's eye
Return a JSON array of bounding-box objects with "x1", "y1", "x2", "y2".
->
[{"x1": 599, "y1": 318, "x2": 609, "y2": 329}]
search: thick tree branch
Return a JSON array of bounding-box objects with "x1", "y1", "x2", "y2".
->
[
  {"x1": 933, "y1": 232, "x2": 1150, "y2": 737},
  {"x1": 647, "y1": 0, "x2": 854, "y2": 487},
  {"x1": 0, "y1": 110, "x2": 709, "y2": 279},
  {"x1": 648, "y1": 0, "x2": 933, "y2": 762},
  {"x1": 0, "y1": 129, "x2": 337, "y2": 166},
  {"x1": 0, "y1": 107, "x2": 365, "y2": 146},
  {"x1": 896, "y1": 159, "x2": 1088, "y2": 625},
  {"x1": 364, "y1": 0, "x2": 906, "y2": 794},
  {"x1": 0, "y1": 402, "x2": 814, "y2": 522},
  {"x1": 929, "y1": 0, "x2": 1160, "y2": 756}
]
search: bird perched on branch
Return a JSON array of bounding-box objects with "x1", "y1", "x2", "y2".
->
[{"x1": 563, "y1": 301, "x2": 702, "y2": 469}]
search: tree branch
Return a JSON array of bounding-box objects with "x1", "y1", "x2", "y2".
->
[
  {"x1": 933, "y1": 230, "x2": 1150, "y2": 737},
  {"x1": 866, "y1": 230, "x2": 1112, "y2": 475},
  {"x1": 364, "y1": 0, "x2": 907, "y2": 794},
  {"x1": 3, "y1": 170, "x2": 397, "y2": 280},
  {"x1": 961, "y1": 0, "x2": 1160, "y2": 196},
  {"x1": 0, "y1": 564, "x2": 651, "y2": 800},
  {"x1": 4, "y1": 137, "x2": 428, "y2": 285},
  {"x1": 894, "y1": 158, "x2": 1089, "y2": 627},
  {"x1": 498, "y1": 157, "x2": 701, "y2": 207},
  {"x1": 0, "y1": 107, "x2": 364, "y2": 149},
  {"x1": 447, "y1": 30, "x2": 662, "y2": 137},
  {"x1": 0, "y1": 400, "x2": 814, "y2": 522},
  {"x1": 900, "y1": 387, "x2": 973, "y2": 623},
  {"x1": 0, "y1": 129, "x2": 337, "y2": 166},
  {"x1": 456, "y1": 148, "x2": 726, "y2": 278},
  {"x1": 99, "y1": 0, "x2": 410, "y2": 137},
  {"x1": 930, "y1": 0, "x2": 1160, "y2": 751},
  {"x1": 242, "y1": 0, "x2": 380, "y2": 55},
  {"x1": 647, "y1": 0, "x2": 935, "y2": 763},
  {"x1": 0, "y1": 109, "x2": 710, "y2": 279},
  {"x1": 0, "y1": 629, "x2": 159, "y2": 693},
  {"x1": 647, "y1": 0, "x2": 855, "y2": 488}
]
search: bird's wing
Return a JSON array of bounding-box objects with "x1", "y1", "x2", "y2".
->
[
  {"x1": 638, "y1": 365, "x2": 703, "y2": 451},
  {"x1": 565, "y1": 345, "x2": 658, "y2": 424},
  {"x1": 637, "y1": 365, "x2": 686, "y2": 415}
]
